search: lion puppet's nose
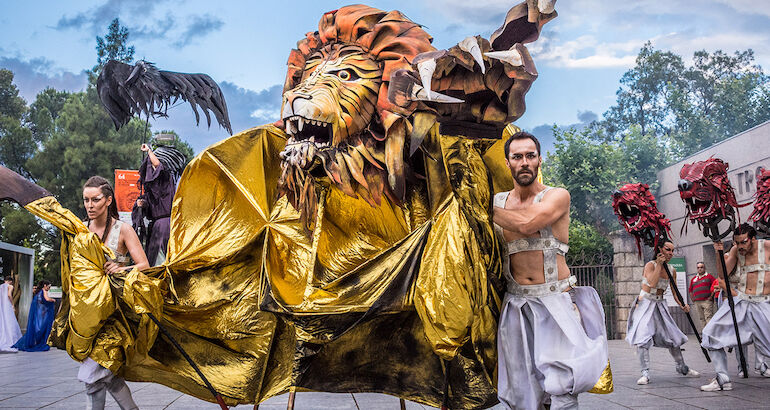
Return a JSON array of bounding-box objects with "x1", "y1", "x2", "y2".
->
[
  {"x1": 677, "y1": 179, "x2": 692, "y2": 192},
  {"x1": 612, "y1": 190, "x2": 622, "y2": 198}
]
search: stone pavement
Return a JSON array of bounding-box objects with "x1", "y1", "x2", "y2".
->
[{"x1": 0, "y1": 339, "x2": 768, "y2": 409}]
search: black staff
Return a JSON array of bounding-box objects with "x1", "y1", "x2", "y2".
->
[
  {"x1": 146, "y1": 312, "x2": 230, "y2": 409},
  {"x1": 710, "y1": 235, "x2": 748, "y2": 378},
  {"x1": 653, "y1": 246, "x2": 710, "y2": 362}
]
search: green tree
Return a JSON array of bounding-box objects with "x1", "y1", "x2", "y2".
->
[
  {"x1": 95, "y1": 18, "x2": 135, "y2": 73},
  {"x1": 0, "y1": 69, "x2": 33, "y2": 177},
  {"x1": 0, "y1": 71, "x2": 61, "y2": 284},
  {"x1": 0, "y1": 69, "x2": 26, "y2": 119},
  {"x1": 28, "y1": 87, "x2": 69, "y2": 144},
  {"x1": 545, "y1": 126, "x2": 625, "y2": 235},
  {"x1": 603, "y1": 42, "x2": 685, "y2": 139},
  {"x1": 605, "y1": 44, "x2": 770, "y2": 156},
  {"x1": 567, "y1": 219, "x2": 613, "y2": 259},
  {"x1": 27, "y1": 87, "x2": 151, "y2": 215}
]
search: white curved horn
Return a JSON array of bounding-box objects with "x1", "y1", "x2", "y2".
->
[
  {"x1": 538, "y1": 0, "x2": 556, "y2": 14},
  {"x1": 412, "y1": 85, "x2": 464, "y2": 103},
  {"x1": 459, "y1": 36, "x2": 485, "y2": 74},
  {"x1": 484, "y1": 47, "x2": 523, "y2": 66},
  {"x1": 417, "y1": 59, "x2": 436, "y2": 101}
]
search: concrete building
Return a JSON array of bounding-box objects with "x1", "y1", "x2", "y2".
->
[{"x1": 655, "y1": 120, "x2": 770, "y2": 327}]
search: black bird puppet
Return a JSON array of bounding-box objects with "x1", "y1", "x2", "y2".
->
[{"x1": 97, "y1": 59, "x2": 233, "y2": 135}]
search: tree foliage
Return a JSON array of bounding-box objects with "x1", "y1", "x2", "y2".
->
[
  {"x1": 547, "y1": 43, "x2": 770, "y2": 255},
  {"x1": 0, "y1": 19, "x2": 195, "y2": 285},
  {"x1": 603, "y1": 42, "x2": 685, "y2": 138},
  {"x1": 95, "y1": 18, "x2": 135, "y2": 72},
  {"x1": 27, "y1": 86, "x2": 152, "y2": 215},
  {"x1": 603, "y1": 43, "x2": 770, "y2": 157}
]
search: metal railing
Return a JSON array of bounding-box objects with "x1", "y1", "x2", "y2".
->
[{"x1": 568, "y1": 251, "x2": 617, "y2": 339}]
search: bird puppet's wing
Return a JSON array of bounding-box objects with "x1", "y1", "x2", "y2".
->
[{"x1": 97, "y1": 60, "x2": 233, "y2": 135}]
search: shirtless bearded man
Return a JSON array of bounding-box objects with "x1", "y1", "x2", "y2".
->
[
  {"x1": 700, "y1": 223, "x2": 770, "y2": 392},
  {"x1": 493, "y1": 131, "x2": 609, "y2": 409}
]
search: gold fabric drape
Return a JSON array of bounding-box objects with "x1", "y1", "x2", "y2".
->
[
  {"x1": 112, "y1": 124, "x2": 510, "y2": 408},
  {"x1": 25, "y1": 197, "x2": 163, "y2": 373},
  {"x1": 26, "y1": 122, "x2": 610, "y2": 408}
]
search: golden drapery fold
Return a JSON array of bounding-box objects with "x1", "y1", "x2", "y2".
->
[
  {"x1": 25, "y1": 197, "x2": 164, "y2": 373},
  {"x1": 104, "y1": 124, "x2": 509, "y2": 408},
  {"x1": 24, "y1": 122, "x2": 610, "y2": 408}
]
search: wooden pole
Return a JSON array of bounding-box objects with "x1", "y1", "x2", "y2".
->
[
  {"x1": 715, "y1": 248, "x2": 748, "y2": 378},
  {"x1": 660, "y1": 262, "x2": 711, "y2": 362},
  {"x1": 287, "y1": 391, "x2": 296, "y2": 410}
]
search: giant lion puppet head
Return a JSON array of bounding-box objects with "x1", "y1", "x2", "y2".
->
[{"x1": 277, "y1": 3, "x2": 555, "y2": 226}]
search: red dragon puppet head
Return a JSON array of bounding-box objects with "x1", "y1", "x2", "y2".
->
[
  {"x1": 749, "y1": 167, "x2": 770, "y2": 237},
  {"x1": 678, "y1": 157, "x2": 747, "y2": 240},
  {"x1": 612, "y1": 183, "x2": 672, "y2": 256}
]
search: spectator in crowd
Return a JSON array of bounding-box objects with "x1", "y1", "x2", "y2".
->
[
  {"x1": 0, "y1": 276, "x2": 22, "y2": 352},
  {"x1": 12, "y1": 280, "x2": 55, "y2": 351},
  {"x1": 710, "y1": 278, "x2": 721, "y2": 306},
  {"x1": 689, "y1": 262, "x2": 716, "y2": 328}
]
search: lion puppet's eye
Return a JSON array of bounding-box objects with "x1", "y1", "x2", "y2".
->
[{"x1": 335, "y1": 69, "x2": 358, "y2": 81}]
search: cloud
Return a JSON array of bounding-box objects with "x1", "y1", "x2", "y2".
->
[
  {"x1": 578, "y1": 110, "x2": 598, "y2": 123},
  {"x1": 54, "y1": 1, "x2": 223, "y2": 49},
  {"x1": 173, "y1": 15, "x2": 224, "y2": 48},
  {"x1": 130, "y1": 14, "x2": 175, "y2": 41},
  {"x1": 423, "y1": 0, "x2": 513, "y2": 27},
  {"x1": 426, "y1": 0, "x2": 770, "y2": 70},
  {"x1": 0, "y1": 55, "x2": 88, "y2": 102},
  {"x1": 527, "y1": 110, "x2": 598, "y2": 157},
  {"x1": 711, "y1": 0, "x2": 770, "y2": 19},
  {"x1": 55, "y1": 0, "x2": 167, "y2": 34}
]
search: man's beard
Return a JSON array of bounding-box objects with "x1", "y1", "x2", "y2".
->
[{"x1": 514, "y1": 167, "x2": 537, "y2": 186}]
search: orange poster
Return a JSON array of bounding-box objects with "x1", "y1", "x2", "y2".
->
[{"x1": 114, "y1": 169, "x2": 141, "y2": 213}]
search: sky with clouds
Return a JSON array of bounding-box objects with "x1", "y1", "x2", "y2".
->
[{"x1": 2, "y1": 0, "x2": 770, "y2": 155}]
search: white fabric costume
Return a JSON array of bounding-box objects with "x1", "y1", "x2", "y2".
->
[
  {"x1": 702, "y1": 239, "x2": 770, "y2": 385},
  {"x1": 0, "y1": 282, "x2": 22, "y2": 352},
  {"x1": 625, "y1": 269, "x2": 692, "y2": 378},
  {"x1": 495, "y1": 187, "x2": 608, "y2": 410},
  {"x1": 716, "y1": 264, "x2": 767, "y2": 373},
  {"x1": 79, "y1": 220, "x2": 138, "y2": 410}
]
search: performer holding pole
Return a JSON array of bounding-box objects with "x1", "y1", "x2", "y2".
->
[
  {"x1": 677, "y1": 158, "x2": 750, "y2": 382},
  {"x1": 612, "y1": 184, "x2": 711, "y2": 365},
  {"x1": 626, "y1": 241, "x2": 701, "y2": 384},
  {"x1": 494, "y1": 132, "x2": 609, "y2": 409},
  {"x1": 699, "y1": 223, "x2": 770, "y2": 391}
]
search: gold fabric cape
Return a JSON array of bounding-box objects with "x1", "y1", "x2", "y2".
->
[{"x1": 30, "y1": 123, "x2": 611, "y2": 408}]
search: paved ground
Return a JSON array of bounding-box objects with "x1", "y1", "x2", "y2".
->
[{"x1": 0, "y1": 339, "x2": 768, "y2": 409}]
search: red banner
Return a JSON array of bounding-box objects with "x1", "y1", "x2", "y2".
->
[{"x1": 114, "y1": 169, "x2": 141, "y2": 213}]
